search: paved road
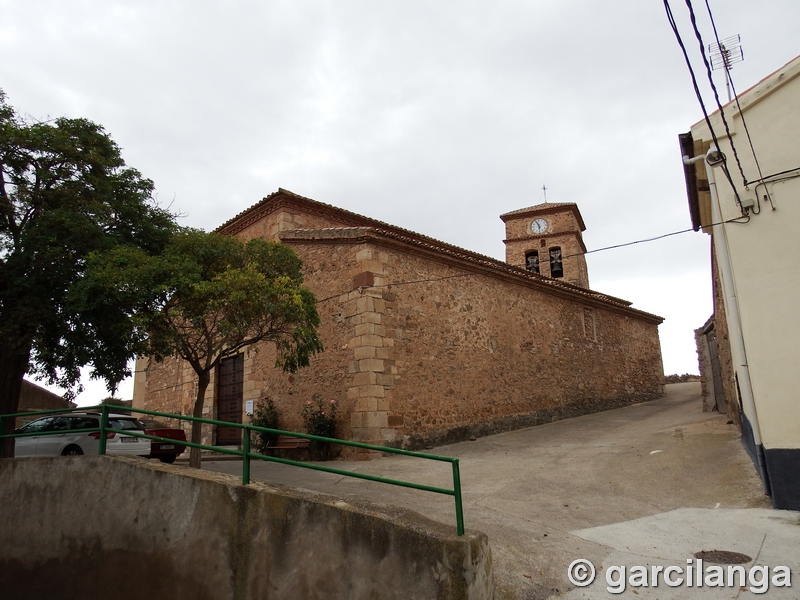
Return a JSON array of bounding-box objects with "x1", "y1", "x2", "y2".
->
[{"x1": 203, "y1": 383, "x2": 799, "y2": 599}]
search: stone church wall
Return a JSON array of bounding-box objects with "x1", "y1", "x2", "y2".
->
[
  {"x1": 370, "y1": 241, "x2": 662, "y2": 448},
  {"x1": 136, "y1": 203, "x2": 664, "y2": 453}
]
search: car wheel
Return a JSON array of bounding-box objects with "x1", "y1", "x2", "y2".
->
[
  {"x1": 62, "y1": 445, "x2": 84, "y2": 456},
  {"x1": 160, "y1": 454, "x2": 177, "y2": 464}
]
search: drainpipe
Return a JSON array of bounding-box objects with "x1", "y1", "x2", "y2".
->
[{"x1": 683, "y1": 148, "x2": 767, "y2": 492}]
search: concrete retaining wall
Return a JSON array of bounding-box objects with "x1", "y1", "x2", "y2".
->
[{"x1": 0, "y1": 456, "x2": 493, "y2": 600}]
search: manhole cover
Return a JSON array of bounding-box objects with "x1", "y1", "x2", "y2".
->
[{"x1": 693, "y1": 550, "x2": 752, "y2": 564}]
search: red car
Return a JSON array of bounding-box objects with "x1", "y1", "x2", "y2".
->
[{"x1": 139, "y1": 418, "x2": 187, "y2": 463}]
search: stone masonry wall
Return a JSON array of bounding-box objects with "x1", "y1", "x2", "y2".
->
[
  {"x1": 134, "y1": 205, "x2": 362, "y2": 445},
  {"x1": 711, "y1": 244, "x2": 740, "y2": 426},
  {"x1": 136, "y1": 212, "x2": 663, "y2": 453},
  {"x1": 210, "y1": 234, "x2": 663, "y2": 451},
  {"x1": 503, "y1": 208, "x2": 581, "y2": 240},
  {"x1": 375, "y1": 242, "x2": 662, "y2": 448}
]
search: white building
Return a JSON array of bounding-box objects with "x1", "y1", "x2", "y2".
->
[{"x1": 680, "y1": 54, "x2": 800, "y2": 510}]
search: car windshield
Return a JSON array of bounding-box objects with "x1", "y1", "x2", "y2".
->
[
  {"x1": 18, "y1": 417, "x2": 52, "y2": 433},
  {"x1": 109, "y1": 418, "x2": 145, "y2": 431}
]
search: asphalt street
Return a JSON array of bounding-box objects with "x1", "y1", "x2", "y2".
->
[{"x1": 202, "y1": 383, "x2": 800, "y2": 599}]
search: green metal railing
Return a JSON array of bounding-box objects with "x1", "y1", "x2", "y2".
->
[{"x1": 1, "y1": 405, "x2": 465, "y2": 536}]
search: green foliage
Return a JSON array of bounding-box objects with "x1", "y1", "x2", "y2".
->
[
  {"x1": 301, "y1": 394, "x2": 338, "y2": 439},
  {"x1": 99, "y1": 397, "x2": 130, "y2": 415},
  {"x1": 0, "y1": 91, "x2": 176, "y2": 412},
  {"x1": 139, "y1": 228, "x2": 324, "y2": 373},
  {"x1": 82, "y1": 227, "x2": 324, "y2": 466},
  {"x1": 301, "y1": 395, "x2": 337, "y2": 461},
  {"x1": 250, "y1": 396, "x2": 279, "y2": 454}
]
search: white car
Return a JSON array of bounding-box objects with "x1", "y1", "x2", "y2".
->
[{"x1": 14, "y1": 412, "x2": 151, "y2": 458}]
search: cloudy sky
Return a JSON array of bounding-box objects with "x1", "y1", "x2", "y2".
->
[{"x1": 3, "y1": 0, "x2": 798, "y2": 404}]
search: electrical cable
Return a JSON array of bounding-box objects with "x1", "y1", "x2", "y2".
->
[
  {"x1": 663, "y1": 2, "x2": 725, "y2": 167},
  {"x1": 753, "y1": 169, "x2": 800, "y2": 212},
  {"x1": 664, "y1": 0, "x2": 750, "y2": 218},
  {"x1": 694, "y1": 0, "x2": 748, "y2": 186},
  {"x1": 681, "y1": 0, "x2": 744, "y2": 205},
  {"x1": 703, "y1": 0, "x2": 769, "y2": 196},
  {"x1": 316, "y1": 215, "x2": 750, "y2": 301}
]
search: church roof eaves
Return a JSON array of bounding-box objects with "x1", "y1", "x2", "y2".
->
[
  {"x1": 499, "y1": 202, "x2": 587, "y2": 231},
  {"x1": 217, "y1": 189, "x2": 661, "y2": 323},
  {"x1": 217, "y1": 188, "x2": 422, "y2": 238},
  {"x1": 278, "y1": 226, "x2": 663, "y2": 324}
]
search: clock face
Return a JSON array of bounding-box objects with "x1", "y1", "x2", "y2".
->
[{"x1": 531, "y1": 218, "x2": 548, "y2": 234}]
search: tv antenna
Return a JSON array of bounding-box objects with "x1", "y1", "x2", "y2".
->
[{"x1": 708, "y1": 34, "x2": 744, "y2": 102}]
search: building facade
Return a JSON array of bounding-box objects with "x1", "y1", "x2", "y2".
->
[
  {"x1": 134, "y1": 190, "x2": 664, "y2": 452},
  {"x1": 681, "y1": 55, "x2": 800, "y2": 509}
]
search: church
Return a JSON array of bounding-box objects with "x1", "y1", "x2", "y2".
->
[{"x1": 133, "y1": 188, "x2": 664, "y2": 451}]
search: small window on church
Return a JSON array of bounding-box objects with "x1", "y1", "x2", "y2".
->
[
  {"x1": 525, "y1": 251, "x2": 540, "y2": 274},
  {"x1": 549, "y1": 247, "x2": 563, "y2": 278}
]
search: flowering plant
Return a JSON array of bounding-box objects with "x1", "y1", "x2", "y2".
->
[
  {"x1": 301, "y1": 394, "x2": 338, "y2": 439},
  {"x1": 251, "y1": 395, "x2": 279, "y2": 454}
]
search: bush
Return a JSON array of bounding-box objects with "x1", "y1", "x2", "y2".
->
[
  {"x1": 301, "y1": 395, "x2": 337, "y2": 460},
  {"x1": 301, "y1": 395, "x2": 337, "y2": 438},
  {"x1": 664, "y1": 373, "x2": 701, "y2": 384},
  {"x1": 99, "y1": 397, "x2": 130, "y2": 415},
  {"x1": 251, "y1": 396, "x2": 279, "y2": 454}
]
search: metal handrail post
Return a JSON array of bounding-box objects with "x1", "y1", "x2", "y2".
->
[
  {"x1": 98, "y1": 405, "x2": 109, "y2": 455},
  {"x1": 242, "y1": 427, "x2": 251, "y2": 485},
  {"x1": 451, "y1": 459, "x2": 465, "y2": 536}
]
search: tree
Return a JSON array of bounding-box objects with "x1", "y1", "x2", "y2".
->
[
  {"x1": 88, "y1": 229, "x2": 323, "y2": 467},
  {"x1": 0, "y1": 92, "x2": 176, "y2": 457}
]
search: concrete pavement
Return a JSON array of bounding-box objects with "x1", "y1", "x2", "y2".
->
[{"x1": 203, "y1": 383, "x2": 800, "y2": 599}]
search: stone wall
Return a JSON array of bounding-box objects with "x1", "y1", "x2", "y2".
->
[
  {"x1": 375, "y1": 240, "x2": 662, "y2": 448},
  {"x1": 14, "y1": 381, "x2": 72, "y2": 427},
  {"x1": 710, "y1": 245, "x2": 740, "y2": 426},
  {"x1": 0, "y1": 456, "x2": 493, "y2": 600},
  {"x1": 156, "y1": 232, "x2": 659, "y2": 451},
  {"x1": 135, "y1": 197, "x2": 664, "y2": 452},
  {"x1": 502, "y1": 206, "x2": 582, "y2": 241},
  {"x1": 695, "y1": 319, "x2": 714, "y2": 412}
]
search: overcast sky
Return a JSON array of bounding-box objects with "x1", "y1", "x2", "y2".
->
[{"x1": 3, "y1": 0, "x2": 798, "y2": 404}]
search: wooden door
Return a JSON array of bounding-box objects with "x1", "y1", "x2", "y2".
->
[{"x1": 216, "y1": 354, "x2": 244, "y2": 445}]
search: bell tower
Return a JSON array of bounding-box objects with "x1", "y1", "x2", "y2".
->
[{"x1": 500, "y1": 201, "x2": 589, "y2": 289}]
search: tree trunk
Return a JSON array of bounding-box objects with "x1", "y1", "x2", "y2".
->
[
  {"x1": 0, "y1": 345, "x2": 32, "y2": 458},
  {"x1": 189, "y1": 369, "x2": 211, "y2": 468}
]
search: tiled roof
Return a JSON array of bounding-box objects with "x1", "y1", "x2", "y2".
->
[
  {"x1": 217, "y1": 189, "x2": 662, "y2": 323},
  {"x1": 217, "y1": 188, "x2": 402, "y2": 235},
  {"x1": 500, "y1": 202, "x2": 578, "y2": 218},
  {"x1": 499, "y1": 202, "x2": 586, "y2": 231}
]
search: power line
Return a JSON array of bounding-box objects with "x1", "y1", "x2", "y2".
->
[
  {"x1": 702, "y1": 2, "x2": 769, "y2": 199},
  {"x1": 663, "y1": 0, "x2": 742, "y2": 206},
  {"x1": 543, "y1": 214, "x2": 748, "y2": 262},
  {"x1": 684, "y1": 0, "x2": 747, "y2": 191},
  {"x1": 318, "y1": 217, "x2": 748, "y2": 300}
]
